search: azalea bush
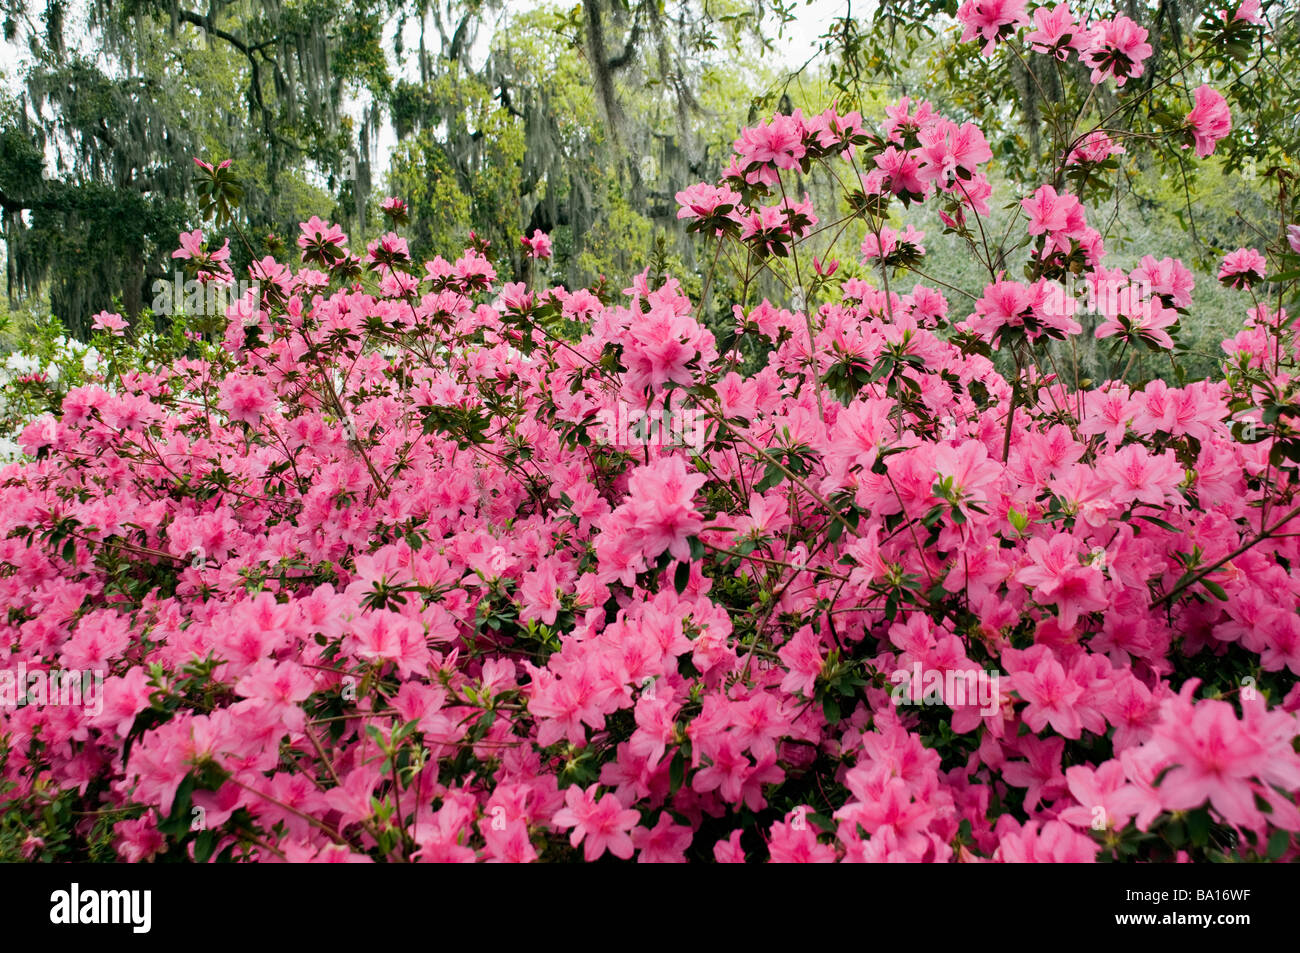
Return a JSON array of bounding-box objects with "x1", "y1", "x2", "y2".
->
[{"x1": 2, "y1": 2, "x2": 1300, "y2": 863}]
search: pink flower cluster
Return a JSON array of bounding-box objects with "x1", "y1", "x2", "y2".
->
[
  {"x1": 521, "y1": 229, "x2": 553, "y2": 260},
  {"x1": 680, "y1": 100, "x2": 993, "y2": 251},
  {"x1": 959, "y1": 0, "x2": 1154, "y2": 86},
  {"x1": 954, "y1": 6, "x2": 1236, "y2": 158}
]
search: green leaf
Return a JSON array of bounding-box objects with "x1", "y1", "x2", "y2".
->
[
  {"x1": 822, "y1": 694, "x2": 841, "y2": 723},
  {"x1": 808, "y1": 812, "x2": 836, "y2": 834},
  {"x1": 669, "y1": 748, "x2": 685, "y2": 794},
  {"x1": 1200, "y1": 579, "x2": 1229, "y2": 601},
  {"x1": 828, "y1": 516, "x2": 845, "y2": 544},
  {"x1": 755, "y1": 462, "x2": 784, "y2": 491},
  {"x1": 193, "y1": 828, "x2": 218, "y2": 864},
  {"x1": 674, "y1": 560, "x2": 691, "y2": 594},
  {"x1": 157, "y1": 772, "x2": 198, "y2": 839},
  {"x1": 1266, "y1": 828, "x2": 1291, "y2": 860},
  {"x1": 1007, "y1": 507, "x2": 1028, "y2": 533}
]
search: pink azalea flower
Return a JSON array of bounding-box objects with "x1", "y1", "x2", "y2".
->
[
  {"x1": 956, "y1": 0, "x2": 1030, "y2": 55},
  {"x1": 114, "y1": 816, "x2": 166, "y2": 862},
  {"x1": 767, "y1": 809, "x2": 837, "y2": 862},
  {"x1": 732, "y1": 113, "x2": 807, "y2": 186},
  {"x1": 1009, "y1": 651, "x2": 1087, "y2": 737},
  {"x1": 216, "y1": 373, "x2": 276, "y2": 426},
  {"x1": 552, "y1": 784, "x2": 641, "y2": 861},
  {"x1": 933, "y1": 439, "x2": 1003, "y2": 505},
  {"x1": 1219, "y1": 0, "x2": 1263, "y2": 25},
  {"x1": 1185, "y1": 85, "x2": 1232, "y2": 158},
  {"x1": 713, "y1": 830, "x2": 746, "y2": 862},
  {"x1": 518, "y1": 559, "x2": 564, "y2": 627},
  {"x1": 521, "y1": 229, "x2": 553, "y2": 259},
  {"x1": 481, "y1": 815, "x2": 538, "y2": 863},
  {"x1": 777, "y1": 626, "x2": 826, "y2": 698},
  {"x1": 1095, "y1": 442, "x2": 1184, "y2": 507},
  {"x1": 622, "y1": 455, "x2": 707, "y2": 562},
  {"x1": 1218, "y1": 247, "x2": 1268, "y2": 288},
  {"x1": 874, "y1": 145, "x2": 929, "y2": 198},
  {"x1": 91, "y1": 310, "x2": 129, "y2": 337},
  {"x1": 1066, "y1": 130, "x2": 1125, "y2": 165},
  {"x1": 675, "y1": 183, "x2": 741, "y2": 221},
  {"x1": 1014, "y1": 533, "x2": 1109, "y2": 631},
  {"x1": 1058, "y1": 761, "x2": 1150, "y2": 831},
  {"x1": 344, "y1": 609, "x2": 430, "y2": 678},
  {"x1": 1130, "y1": 254, "x2": 1195, "y2": 310},
  {"x1": 916, "y1": 119, "x2": 992, "y2": 187},
  {"x1": 1021, "y1": 184, "x2": 1087, "y2": 238},
  {"x1": 1082, "y1": 16, "x2": 1153, "y2": 87},
  {"x1": 297, "y1": 216, "x2": 348, "y2": 259},
  {"x1": 379, "y1": 196, "x2": 409, "y2": 220},
  {"x1": 1147, "y1": 698, "x2": 1272, "y2": 828},
  {"x1": 1026, "y1": 3, "x2": 1086, "y2": 59},
  {"x1": 994, "y1": 819, "x2": 1098, "y2": 862},
  {"x1": 630, "y1": 813, "x2": 694, "y2": 863},
  {"x1": 860, "y1": 224, "x2": 926, "y2": 262},
  {"x1": 1095, "y1": 298, "x2": 1179, "y2": 351},
  {"x1": 172, "y1": 228, "x2": 206, "y2": 260}
]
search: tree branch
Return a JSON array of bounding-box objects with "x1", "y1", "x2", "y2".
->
[{"x1": 175, "y1": 10, "x2": 270, "y2": 128}]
